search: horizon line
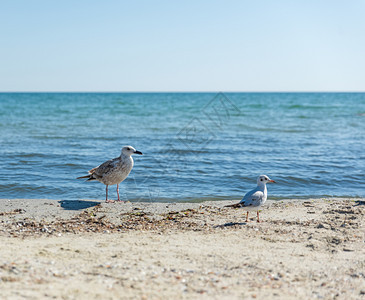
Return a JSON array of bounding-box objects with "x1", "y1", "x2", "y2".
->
[{"x1": 1, "y1": 90, "x2": 365, "y2": 93}]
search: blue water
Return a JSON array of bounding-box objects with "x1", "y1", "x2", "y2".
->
[{"x1": 0, "y1": 92, "x2": 364, "y2": 202}]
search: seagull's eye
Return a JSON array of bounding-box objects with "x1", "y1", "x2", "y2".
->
[
  {"x1": 260, "y1": 179, "x2": 263, "y2": 181},
  {"x1": 127, "y1": 148, "x2": 130, "y2": 151}
]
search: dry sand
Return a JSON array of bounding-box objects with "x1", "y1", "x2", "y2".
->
[{"x1": 0, "y1": 198, "x2": 364, "y2": 299}]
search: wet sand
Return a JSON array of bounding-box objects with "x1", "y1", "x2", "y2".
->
[{"x1": 0, "y1": 198, "x2": 364, "y2": 299}]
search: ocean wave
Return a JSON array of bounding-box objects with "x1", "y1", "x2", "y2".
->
[{"x1": 286, "y1": 104, "x2": 328, "y2": 109}]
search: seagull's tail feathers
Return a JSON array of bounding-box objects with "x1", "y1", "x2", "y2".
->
[
  {"x1": 76, "y1": 174, "x2": 97, "y2": 181},
  {"x1": 224, "y1": 202, "x2": 242, "y2": 208}
]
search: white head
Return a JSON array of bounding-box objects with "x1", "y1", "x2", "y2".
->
[
  {"x1": 121, "y1": 145, "x2": 143, "y2": 156},
  {"x1": 257, "y1": 175, "x2": 276, "y2": 186}
]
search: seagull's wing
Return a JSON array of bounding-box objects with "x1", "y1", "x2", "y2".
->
[
  {"x1": 89, "y1": 158, "x2": 119, "y2": 178},
  {"x1": 239, "y1": 189, "x2": 264, "y2": 207}
]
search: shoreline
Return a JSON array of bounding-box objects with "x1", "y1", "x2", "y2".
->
[{"x1": 0, "y1": 198, "x2": 364, "y2": 299}]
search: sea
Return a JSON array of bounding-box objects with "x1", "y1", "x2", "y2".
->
[{"x1": 0, "y1": 92, "x2": 364, "y2": 202}]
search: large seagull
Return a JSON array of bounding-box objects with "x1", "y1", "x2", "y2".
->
[{"x1": 77, "y1": 146, "x2": 143, "y2": 202}]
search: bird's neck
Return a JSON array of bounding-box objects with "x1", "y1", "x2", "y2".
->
[
  {"x1": 120, "y1": 153, "x2": 133, "y2": 162},
  {"x1": 257, "y1": 183, "x2": 267, "y2": 193}
]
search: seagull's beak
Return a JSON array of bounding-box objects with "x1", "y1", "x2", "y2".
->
[
  {"x1": 134, "y1": 150, "x2": 143, "y2": 155},
  {"x1": 268, "y1": 179, "x2": 276, "y2": 183}
]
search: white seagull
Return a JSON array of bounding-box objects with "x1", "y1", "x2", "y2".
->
[
  {"x1": 225, "y1": 175, "x2": 276, "y2": 222},
  {"x1": 77, "y1": 146, "x2": 143, "y2": 202}
]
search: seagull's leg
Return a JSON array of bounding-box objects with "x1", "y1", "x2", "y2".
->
[
  {"x1": 257, "y1": 211, "x2": 260, "y2": 223},
  {"x1": 245, "y1": 212, "x2": 249, "y2": 222},
  {"x1": 116, "y1": 184, "x2": 120, "y2": 201},
  {"x1": 116, "y1": 184, "x2": 127, "y2": 203},
  {"x1": 105, "y1": 185, "x2": 114, "y2": 203},
  {"x1": 105, "y1": 185, "x2": 115, "y2": 203}
]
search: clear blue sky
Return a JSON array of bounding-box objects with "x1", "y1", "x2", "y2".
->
[{"x1": 1, "y1": 1, "x2": 364, "y2": 92}]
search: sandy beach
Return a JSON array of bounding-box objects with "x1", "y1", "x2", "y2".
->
[{"x1": 0, "y1": 198, "x2": 364, "y2": 299}]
